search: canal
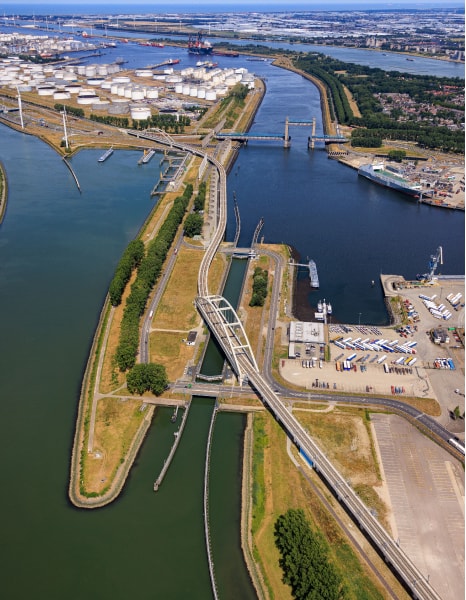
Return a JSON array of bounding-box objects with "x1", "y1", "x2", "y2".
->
[{"x1": 0, "y1": 37, "x2": 464, "y2": 600}]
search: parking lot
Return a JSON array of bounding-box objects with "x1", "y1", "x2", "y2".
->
[
  {"x1": 372, "y1": 413, "x2": 465, "y2": 600},
  {"x1": 280, "y1": 278, "x2": 465, "y2": 432}
]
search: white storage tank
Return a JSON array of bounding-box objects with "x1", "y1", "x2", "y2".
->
[
  {"x1": 91, "y1": 100, "x2": 110, "y2": 111},
  {"x1": 165, "y1": 75, "x2": 182, "y2": 84},
  {"x1": 97, "y1": 64, "x2": 109, "y2": 76},
  {"x1": 53, "y1": 91, "x2": 71, "y2": 100},
  {"x1": 62, "y1": 71, "x2": 76, "y2": 81},
  {"x1": 65, "y1": 84, "x2": 81, "y2": 94},
  {"x1": 76, "y1": 65, "x2": 86, "y2": 76},
  {"x1": 215, "y1": 85, "x2": 228, "y2": 96},
  {"x1": 130, "y1": 104, "x2": 151, "y2": 120},
  {"x1": 100, "y1": 81, "x2": 112, "y2": 90},
  {"x1": 124, "y1": 86, "x2": 133, "y2": 99},
  {"x1": 87, "y1": 77, "x2": 105, "y2": 86},
  {"x1": 189, "y1": 86, "x2": 198, "y2": 97},
  {"x1": 84, "y1": 65, "x2": 96, "y2": 78},
  {"x1": 174, "y1": 83, "x2": 183, "y2": 94},
  {"x1": 77, "y1": 90, "x2": 99, "y2": 104},
  {"x1": 145, "y1": 88, "x2": 159, "y2": 99},
  {"x1": 112, "y1": 76, "x2": 131, "y2": 84},
  {"x1": 197, "y1": 87, "x2": 206, "y2": 99},
  {"x1": 131, "y1": 87, "x2": 145, "y2": 101},
  {"x1": 205, "y1": 89, "x2": 217, "y2": 101},
  {"x1": 117, "y1": 85, "x2": 126, "y2": 96},
  {"x1": 182, "y1": 84, "x2": 190, "y2": 95},
  {"x1": 135, "y1": 69, "x2": 153, "y2": 78},
  {"x1": 109, "y1": 100, "x2": 129, "y2": 114},
  {"x1": 153, "y1": 75, "x2": 166, "y2": 81},
  {"x1": 37, "y1": 85, "x2": 55, "y2": 96},
  {"x1": 110, "y1": 83, "x2": 120, "y2": 95}
]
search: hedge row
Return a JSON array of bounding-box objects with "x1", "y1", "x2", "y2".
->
[{"x1": 115, "y1": 184, "x2": 193, "y2": 371}]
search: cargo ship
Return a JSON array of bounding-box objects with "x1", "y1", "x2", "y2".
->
[
  {"x1": 358, "y1": 162, "x2": 423, "y2": 199},
  {"x1": 309, "y1": 260, "x2": 319, "y2": 288},
  {"x1": 187, "y1": 32, "x2": 212, "y2": 55}
]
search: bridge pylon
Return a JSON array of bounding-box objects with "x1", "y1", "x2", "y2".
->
[
  {"x1": 284, "y1": 117, "x2": 291, "y2": 149},
  {"x1": 309, "y1": 117, "x2": 316, "y2": 149}
]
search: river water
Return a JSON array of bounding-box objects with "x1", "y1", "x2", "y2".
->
[{"x1": 0, "y1": 37, "x2": 464, "y2": 599}]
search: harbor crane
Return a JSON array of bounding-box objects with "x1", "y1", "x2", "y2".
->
[{"x1": 421, "y1": 246, "x2": 443, "y2": 282}]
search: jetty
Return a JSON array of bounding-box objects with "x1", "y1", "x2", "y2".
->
[
  {"x1": 153, "y1": 401, "x2": 190, "y2": 491},
  {"x1": 62, "y1": 157, "x2": 81, "y2": 193}
]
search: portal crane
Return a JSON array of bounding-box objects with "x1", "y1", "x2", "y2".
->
[{"x1": 423, "y1": 246, "x2": 443, "y2": 281}]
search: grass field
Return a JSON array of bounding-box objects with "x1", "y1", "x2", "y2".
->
[
  {"x1": 250, "y1": 410, "x2": 408, "y2": 600},
  {"x1": 83, "y1": 397, "x2": 145, "y2": 495}
]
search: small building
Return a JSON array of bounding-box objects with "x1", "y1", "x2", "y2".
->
[
  {"x1": 431, "y1": 328, "x2": 450, "y2": 344},
  {"x1": 289, "y1": 321, "x2": 325, "y2": 345},
  {"x1": 186, "y1": 331, "x2": 197, "y2": 346},
  {"x1": 288, "y1": 321, "x2": 325, "y2": 358}
]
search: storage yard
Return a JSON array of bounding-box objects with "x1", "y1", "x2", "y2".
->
[{"x1": 281, "y1": 277, "x2": 465, "y2": 429}]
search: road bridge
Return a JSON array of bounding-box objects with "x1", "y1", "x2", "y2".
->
[
  {"x1": 132, "y1": 128, "x2": 443, "y2": 600},
  {"x1": 216, "y1": 116, "x2": 348, "y2": 149}
]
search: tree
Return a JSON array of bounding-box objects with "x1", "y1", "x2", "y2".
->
[
  {"x1": 388, "y1": 149, "x2": 406, "y2": 162},
  {"x1": 184, "y1": 213, "x2": 203, "y2": 238},
  {"x1": 275, "y1": 509, "x2": 345, "y2": 600},
  {"x1": 127, "y1": 363, "x2": 168, "y2": 395}
]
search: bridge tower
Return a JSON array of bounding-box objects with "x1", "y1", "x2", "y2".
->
[
  {"x1": 284, "y1": 117, "x2": 291, "y2": 149},
  {"x1": 309, "y1": 117, "x2": 316, "y2": 150}
]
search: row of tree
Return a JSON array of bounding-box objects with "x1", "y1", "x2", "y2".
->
[
  {"x1": 249, "y1": 266, "x2": 269, "y2": 307},
  {"x1": 108, "y1": 240, "x2": 145, "y2": 307},
  {"x1": 184, "y1": 180, "x2": 207, "y2": 238},
  {"x1": 292, "y1": 51, "x2": 464, "y2": 153},
  {"x1": 131, "y1": 113, "x2": 191, "y2": 133},
  {"x1": 294, "y1": 56, "x2": 354, "y2": 125},
  {"x1": 115, "y1": 184, "x2": 193, "y2": 372},
  {"x1": 275, "y1": 509, "x2": 345, "y2": 600},
  {"x1": 90, "y1": 114, "x2": 129, "y2": 128},
  {"x1": 54, "y1": 103, "x2": 85, "y2": 118}
]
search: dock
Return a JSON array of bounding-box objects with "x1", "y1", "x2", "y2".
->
[
  {"x1": 98, "y1": 147, "x2": 113, "y2": 163},
  {"x1": 153, "y1": 401, "x2": 190, "y2": 491}
]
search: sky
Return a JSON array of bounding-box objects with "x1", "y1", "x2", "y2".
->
[{"x1": 1, "y1": 0, "x2": 464, "y2": 4}]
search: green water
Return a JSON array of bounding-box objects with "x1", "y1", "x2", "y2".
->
[
  {"x1": 0, "y1": 127, "x2": 252, "y2": 599},
  {"x1": 210, "y1": 412, "x2": 257, "y2": 600},
  {"x1": 199, "y1": 259, "x2": 248, "y2": 376}
]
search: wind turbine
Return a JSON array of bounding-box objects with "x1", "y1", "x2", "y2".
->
[{"x1": 16, "y1": 86, "x2": 24, "y2": 129}]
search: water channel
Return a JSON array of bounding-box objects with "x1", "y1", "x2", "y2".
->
[{"x1": 0, "y1": 36, "x2": 464, "y2": 599}]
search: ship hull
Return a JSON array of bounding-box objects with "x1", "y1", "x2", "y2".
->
[
  {"x1": 188, "y1": 48, "x2": 213, "y2": 55},
  {"x1": 358, "y1": 165, "x2": 421, "y2": 199}
]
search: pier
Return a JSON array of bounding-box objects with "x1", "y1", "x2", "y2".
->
[
  {"x1": 203, "y1": 404, "x2": 219, "y2": 600},
  {"x1": 62, "y1": 157, "x2": 81, "y2": 192},
  {"x1": 153, "y1": 401, "x2": 190, "y2": 491}
]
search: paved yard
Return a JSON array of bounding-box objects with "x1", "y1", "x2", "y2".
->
[{"x1": 372, "y1": 414, "x2": 464, "y2": 600}]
